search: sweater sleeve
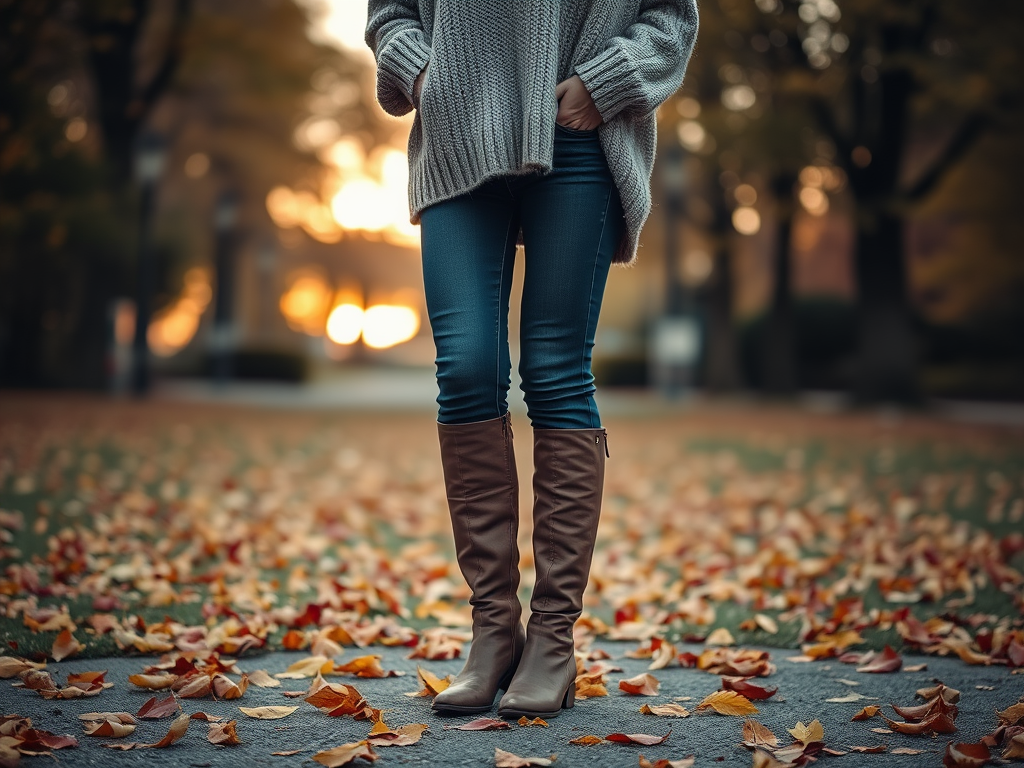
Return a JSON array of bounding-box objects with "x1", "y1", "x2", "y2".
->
[
  {"x1": 365, "y1": 1, "x2": 432, "y2": 117},
  {"x1": 574, "y1": 0, "x2": 699, "y2": 123}
]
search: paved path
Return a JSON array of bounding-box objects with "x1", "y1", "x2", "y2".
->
[{"x1": 5, "y1": 642, "x2": 1017, "y2": 767}]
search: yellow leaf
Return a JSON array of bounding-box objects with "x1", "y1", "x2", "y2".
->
[
  {"x1": 787, "y1": 719, "x2": 824, "y2": 744},
  {"x1": 238, "y1": 706, "x2": 298, "y2": 720}
]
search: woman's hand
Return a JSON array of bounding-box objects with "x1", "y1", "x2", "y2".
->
[{"x1": 555, "y1": 75, "x2": 603, "y2": 130}]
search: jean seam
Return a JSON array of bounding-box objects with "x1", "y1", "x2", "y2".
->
[
  {"x1": 581, "y1": 186, "x2": 613, "y2": 429},
  {"x1": 495, "y1": 209, "x2": 516, "y2": 419}
]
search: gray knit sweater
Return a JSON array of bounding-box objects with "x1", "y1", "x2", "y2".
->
[{"x1": 365, "y1": 0, "x2": 698, "y2": 265}]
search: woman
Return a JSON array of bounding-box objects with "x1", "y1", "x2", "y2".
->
[{"x1": 366, "y1": 0, "x2": 698, "y2": 719}]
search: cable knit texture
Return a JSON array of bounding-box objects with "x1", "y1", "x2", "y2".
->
[{"x1": 365, "y1": 0, "x2": 698, "y2": 266}]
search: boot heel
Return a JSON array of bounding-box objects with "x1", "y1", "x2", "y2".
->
[
  {"x1": 497, "y1": 665, "x2": 515, "y2": 692},
  {"x1": 561, "y1": 681, "x2": 575, "y2": 710}
]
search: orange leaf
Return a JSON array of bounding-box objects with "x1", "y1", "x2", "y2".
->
[
  {"x1": 695, "y1": 690, "x2": 758, "y2": 716},
  {"x1": 619, "y1": 673, "x2": 660, "y2": 696},
  {"x1": 366, "y1": 723, "x2": 427, "y2": 747},
  {"x1": 51, "y1": 629, "x2": 84, "y2": 662},
  {"x1": 207, "y1": 720, "x2": 241, "y2": 746},
  {"x1": 605, "y1": 729, "x2": 671, "y2": 746},
  {"x1": 313, "y1": 740, "x2": 379, "y2": 767},
  {"x1": 852, "y1": 705, "x2": 881, "y2": 721},
  {"x1": 742, "y1": 719, "x2": 778, "y2": 748},
  {"x1": 569, "y1": 735, "x2": 604, "y2": 745},
  {"x1": 128, "y1": 673, "x2": 177, "y2": 690},
  {"x1": 943, "y1": 742, "x2": 991, "y2": 768}
]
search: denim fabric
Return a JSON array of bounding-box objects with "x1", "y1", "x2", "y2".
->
[{"x1": 420, "y1": 124, "x2": 624, "y2": 428}]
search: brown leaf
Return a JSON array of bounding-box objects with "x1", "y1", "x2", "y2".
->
[
  {"x1": 639, "y1": 703, "x2": 690, "y2": 718},
  {"x1": 881, "y1": 711, "x2": 957, "y2": 735},
  {"x1": 742, "y1": 719, "x2": 779, "y2": 748},
  {"x1": 619, "y1": 673, "x2": 661, "y2": 696},
  {"x1": 51, "y1": 629, "x2": 84, "y2": 662},
  {"x1": 892, "y1": 695, "x2": 958, "y2": 722},
  {"x1": 276, "y1": 656, "x2": 334, "y2": 680},
  {"x1": 207, "y1": 720, "x2": 241, "y2": 746},
  {"x1": 892, "y1": 748, "x2": 927, "y2": 755},
  {"x1": 750, "y1": 748, "x2": 794, "y2": 768},
  {"x1": 366, "y1": 723, "x2": 427, "y2": 747},
  {"x1": 273, "y1": 749, "x2": 304, "y2": 756},
  {"x1": 943, "y1": 742, "x2": 991, "y2": 768},
  {"x1": 305, "y1": 681, "x2": 369, "y2": 716},
  {"x1": 144, "y1": 712, "x2": 190, "y2": 748},
  {"x1": 176, "y1": 674, "x2": 212, "y2": 698},
  {"x1": 852, "y1": 705, "x2": 881, "y2": 721},
  {"x1": 856, "y1": 645, "x2": 902, "y2": 674},
  {"x1": 212, "y1": 673, "x2": 249, "y2": 700},
  {"x1": 1002, "y1": 733, "x2": 1024, "y2": 760},
  {"x1": 639, "y1": 755, "x2": 695, "y2": 768},
  {"x1": 334, "y1": 655, "x2": 391, "y2": 679},
  {"x1": 849, "y1": 745, "x2": 887, "y2": 753},
  {"x1": 721, "y1": 676, "x2": 777, "y2": 700},
  {"x1": 444, "y1": 718, "x2": 510, "y2": 731},
  {"x1": 997, "y1": 703, "x2": 1024, "y2": 727},
  {"x1": 81, "y1": 717, "x2": 137, "y2": 738},
  {"x1": 569, "y1": 735, "x2": 604, "y2": 745},
  {"x1": 606, "y1": 729, "x2": 671, "y2": 745},
  {"x1": 189, "y1": 712, "x2": 223, "y2": 721},
  {"x1": 695, "y1": 690, "x2": 758, "y2": 716},
  {"x1": 0, "y1": 656, "x2": 45, "y2": 678},
  {"x1": 313, "y1": 740, "x2": 379, "y2": 767},
  {"x1": 917, "y1": 683, "x2": 960, "y2": 704},
  {"x1": 494, "y1": 747, "x2": 557, "y2": 767},
  {"x1": 137, "y1": 694, "x2": 179, "y2": 719},
  {"x1": 238, "y1": 706, "x2": 298, "y2": 720}
]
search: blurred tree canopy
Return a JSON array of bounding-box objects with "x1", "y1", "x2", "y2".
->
[
  {"x1": 0, "y1": 0, "x2": 379, "y2": 388},
  {"x1": 671, "y1": 0, "x2": 1024, "y2": 401}
]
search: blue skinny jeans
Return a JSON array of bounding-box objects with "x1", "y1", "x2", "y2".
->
[{"x1": 420, "y1": 124, "x2": 624, "y2": 429}]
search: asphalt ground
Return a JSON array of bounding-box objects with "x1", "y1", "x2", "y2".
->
[{"x1": 3, "y1": 641, "x2": 1019, "y2": 768}]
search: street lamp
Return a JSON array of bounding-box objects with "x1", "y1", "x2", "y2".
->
[
  {"x1": 211, "y1": 189, "x2": 240, "y2": 387},
  {"x1": 650, "y1": 143, "x2": 701, "y2": 397},
  {"x1": 131, "y1": 131, "x2": 167, "y2": 396}
]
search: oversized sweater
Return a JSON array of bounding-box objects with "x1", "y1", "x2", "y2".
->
[{"x1": 365, "y1": 0, "x2": 699, "y2": 265}]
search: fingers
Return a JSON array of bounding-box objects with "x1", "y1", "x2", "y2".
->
[{"x1": 555, "y1": 79, "x2": 570, "y2": 99}]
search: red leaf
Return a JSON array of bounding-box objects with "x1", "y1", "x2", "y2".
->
[
  {"x1": 137, "y1": 694, "x2": 179, "y2": 719},
  {"x1": 605, "y1": 729, "x2": 671, "y2": 746},
  {"x1": 943, "y1": 742, "x2": 991, "y2": 768},
  {"x1": 856, "y1": 645, "x2": 902, "y2": 674},
  {"x1": 442, "y1": 718, "x2": 510, "y2": 731},
  {"x1": 721, "y1": 676, "x2": 777, "y2": 700}
]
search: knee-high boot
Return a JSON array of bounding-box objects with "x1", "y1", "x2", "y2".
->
[
  {"x1": 497, "y1": 426, "x2": 608, "y2": 718},
  {"x1": 432, "y1": 412, "x2": 526, "y2": 714}
]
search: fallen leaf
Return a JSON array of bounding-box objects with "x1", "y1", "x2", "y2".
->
[
  {"x1": 754, "y1": 614, "x2": 779, "y2": 634},
  {"x1": 997, "y1": 703, "x2": 1024, "y2": 726},
  {"x1": 207, "y1": 720, "x2": 241, "y2": 746},
  {"x1": 334, "y1": 655, "x2": 395, "y2": 679},
  {"x1": 366, "y1": 723, "x2": 427, "y2": 747},
  {"x1": 273, "y1": 749, "x2": 304, "y2": 756},
  {"x1": 892, "y1": 748, "x2": 927, "y2": 755},
  {"x1": 852, "y1": 705, "x2": 881, "y2": 721},
  {"x1": 881, "y1": 711, "x2": 957, "y2": 735},
  {"x1": 444, "y1": 718, "x2": 510, "y2": 731},
  {"x1": 721, "y1": 676, "x2": 777, "y2": 700},
  {"x1": 137, "y1": 694, "x2": 179, "y2": 719},
  {"x1": 239, "y1": 706, "x2": 298, "y2": 720},
  {"x1": 606, "y1": 729, "x2": 671, "y2": 745},
  {"x1": 705, "y1": 628, "x2": 736, "y2": 646},
  {"x1": 276, "y1": 656, "x2": 334, "y2": 680},
  {"x1": 212, "y1": 673, "x2": 249, "y2": 699},
  {"x1": 128, "y1": 673, "x2": 177, "y2": 690},
  {"x1": 849, "y1": 745, "x2": 887, "y2": 753},
  {"x1": 787, "y1": 719, "x2": 824, "y2": 745},
  {"x1": 246, "y1": 669, "x2": 281, "y2": 688},
  {"x1": 404, "y1": 665, "x2": 452, "y2": 698},
  {"x1": 639, "y1": 755, "x2": 695, "y2": 768},
  {"x1": 695, "y1": 690, "x2": 758, "y2": 716},
  {"x1": 313, "y1": 740, "x2": 379, "y2": 767},
  {"x1": 569, "y1": 735, "x2": 604, "y2": 745},
  {"x1": 943, "y1": 741, "x2": 991, "y2": 768},
  {"x1": 176, "y1": 674, "x2": 212, "y2": 698},
  {"x1": 619, "y1": 673, "x2": 660, "y2": 696},
  {"x1": 517, "y1": 717, "x2": 548, "y2": 727},
  {"x1": 0, "y1": 656, "x2": 45, "y2": 678},
  {"x1": 190, "y1": 712, "x2": 223, "y2": 721},
  {"x1": 904, "y1": 663, "x2": 928, "y2": 672},
  {"x1": 494, "y1": 747, "x2": 557, "y2": 766},
  {"x1": 639, "y1": 703, "x2": 690, "y2": 718},
  {"x1": 917, "y1": 683, "x2": 960, "y2": 704},
  {"x1": 856, "y1": 645, "x2": 902, "y2": 674},
  {"x1": 742, "y1": 719, "x2": 779, "y2": 749},
  {"x1": 81, "y1": 716, "x2": 137, "y2": 738},
  {"x1": 145, "y1": 712, "x2": 190, "y2": 748},
  {"x1": 1002, "y1": 734, "x2": 1024, "y2": 760},
  {"x1": 51, "y1": 629, "x2": 84, "y2": 661}
]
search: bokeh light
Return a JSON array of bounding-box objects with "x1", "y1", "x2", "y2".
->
[{"x1": 148, "y1": 267, "x2": 212, "y2": 356}]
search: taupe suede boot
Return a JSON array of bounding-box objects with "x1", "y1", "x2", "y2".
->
[
  {"x1": 432, "y1": 413, "x2": 526, "y2": 714},
  {"x1": 497, "y1": 427, "x2": 608, "y2": 719}
]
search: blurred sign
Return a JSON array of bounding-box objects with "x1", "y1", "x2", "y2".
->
[{"x1": 650, "y1": 315, "x2": 701, "y2": 396}]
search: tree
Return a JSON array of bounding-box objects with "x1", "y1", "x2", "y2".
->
[{"x1": 709, "y1": 0, "x2": 1024, "y2": 401}]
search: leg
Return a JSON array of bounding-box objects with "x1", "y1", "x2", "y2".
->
[
  {"x1": 420, "y1": 178, "x2": 519, "y2": 425},
  {"x1": 498, "y1": 128, "x2": 622, "y2": 718},
  {"x1": 420, "y1": 180, "x2": 526, "y2": 714},
  {"x1": 516, "y1": 127, "x2": 623, "y2": 429}
]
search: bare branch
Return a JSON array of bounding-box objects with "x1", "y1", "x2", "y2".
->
[
  {"x1": 904, "y1": 112, "x2": 987, "y2": 201},
  {"x1": 137, "y1": 0, "x2": 194, "y2": 121}
]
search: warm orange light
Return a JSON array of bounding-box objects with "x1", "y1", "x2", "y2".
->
[
  {"x1": 279, "y1": 272, "x2": 332, "y2": 335},
  {"x1": 361, "y1": 305, "x2": 420, "y2": 349},
  {"x1": 148, "y1": 267, "x2": 212, "y2": 356},
  {"x1": 326, "y1": 303, "x2": 363, "y2": 345},
  {"x1": 799, "y1": 186, "x2": 830, "y2": 216},
  {"x1": 732, "y1": 207, "x2": 761, "y2": 235}
]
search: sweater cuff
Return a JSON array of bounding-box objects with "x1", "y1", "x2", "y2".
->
[
  {"x1": 377, "y1": 30, "x2": 431, "y2": 115},
  {"x1": 574, "y1": 45, "x2": 643, "y2": 123}
]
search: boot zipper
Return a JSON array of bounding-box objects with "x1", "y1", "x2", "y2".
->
[{"x1": 598, "y1": 430, "x2": 609, "y2": 458}]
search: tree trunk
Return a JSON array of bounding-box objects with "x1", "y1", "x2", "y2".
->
[
  {"x1": 852, "y1": 209, "x2": 920, "y2": 402},
  {"x1": 761, "y1": 174, "x2": 798, "y2": 395},
  {"x1": 703, "y1": 245, "x2": 742, "y2": 392}
]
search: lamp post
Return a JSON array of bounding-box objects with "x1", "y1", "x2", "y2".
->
[
  {"x1": 212, "y1": 189, "x2": 240, "y2": 387},
  {"x1": 131, "y1": 132, "x2": 167, "y2": 396},
  {"x1": 650, "y1": 143, "x2": 700, "y2": 397}
]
